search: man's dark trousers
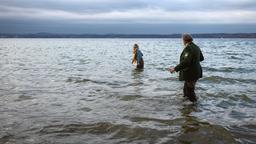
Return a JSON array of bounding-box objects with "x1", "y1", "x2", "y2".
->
[{"x1": 183, "y1": 80, "x2": 197, "y2": 102}]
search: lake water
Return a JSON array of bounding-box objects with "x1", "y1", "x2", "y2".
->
[{"x1": 0, "y1": 38, "x2": 256, "y2": 144}]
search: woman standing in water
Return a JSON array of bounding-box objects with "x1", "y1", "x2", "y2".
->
[{"x1": 132, "y1": 44, "x2": 144, "y2": 69}]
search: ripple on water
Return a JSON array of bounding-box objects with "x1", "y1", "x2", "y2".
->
[
  {"x1": 178, "y1": 123, "x2": 236, "y2": 144},
  {"x1": 216, "y1": 100, "x2": 236, "y2": 109},
  {"x1": 66, "y1": 77, "x2": 128, "y2": 88},
  {"x1": 204, "y1": 66, "x2": 254, "y2": 73},
  {"x1": 14, "y1": 95, "x2": 34, "y2": 102},
  {"x1": 0, "y1": 134, "x2": 15, "y2": 144},
  {"x1": 228, "y1": 124, "x2": 256, "y2": 144},
  {"x1": 129, "y1": 116, "x2": 184, "y2": 126},
  {"x1": 38, "y1": 122, "x2": 170, "y2": 143},
  {"x1": 229, "y1": 56, "x2": 245, "y2": 61},
  {"x1": 119, "y1": 95, "x2": 143, "y2": 101},
  {"x1": 36, "y1": 119, "x2": 237, "y2": 144},
  {"x1": 229, "y1": 110, "x2": 250, "y2": 119},
  {"x1": 79, "y1": 107, "x2": 92, "y2": 112},
  {"x1": 66, "y1": 77, "x2": 93, "y2": 83},
  {"x1": 201, "y1": 76, "x2": 256, "y2": 84}
]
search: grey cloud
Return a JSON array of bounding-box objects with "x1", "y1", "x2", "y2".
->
[
  {"x1": 1, "y1": 0, "x2": 256, "y2": 13},
  {"x1": 0, "y1": 0, "x2": 146, "y2": 13},
  {"x1": 0, "y1": 0, "x2": 256, "y2": 33},
  {"x1": 152, "y1": 0, "x2": 256, "y2": 11}
]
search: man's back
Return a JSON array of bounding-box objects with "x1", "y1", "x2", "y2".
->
[{"x1": 178, "y1": 42, "x2": 204, "y2": 81}]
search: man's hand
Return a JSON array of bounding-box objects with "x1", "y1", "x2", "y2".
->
[{"x1": 169, "y1": 67, "x2": 175, "y2": 73}]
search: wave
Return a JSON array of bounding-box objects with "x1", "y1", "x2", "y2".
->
[
  {"x1": 201, "y1": 76, "x2": 256, "y2": 84},
  {"x1": 66, "y1": 77, "x2": 143, "y2": 88},
  {"x1": 129, "y1": 116, "x2": 236, "y2": 144},
  {"x1": 14, "y1": 95, "x2": 34, "y2": 102},
  {"x1": 204, "y1": 67, "x2": 254, "y2": 73},
  {"x1": 119, "y1": 95, "x2": 143, "y2": 101},
  {"x1": 38, "y1": 122, "x2": 169, "y2": 143},
  {"x1": 0, "y1": 134, "x2": 14, "y2": 144},
  {"x1": 227, "y1": 124, "x2": 256, "y2": 143},
  {"x1": 130, "y1": 116, "x2": 184, "y2": 125},
  {"x1": 229, "y1": 56, "x2": 244, "y2": 60},
  {"x1": 66, "y1": 77, "x2": 94, "y2": 83},
  {"x1": 66, "y1": 77, "x2": 123, "y2": 86}
]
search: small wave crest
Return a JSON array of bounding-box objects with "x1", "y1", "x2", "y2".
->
[
  {"x1": 38, "y1": 122, "x2": 169, "y2": 143},
  {"x1": 204, "y1": 67, "x2": 254, "y2": 73},
  {"x1": 201, "y1": 76, "x2": 256, "y2": 84}
]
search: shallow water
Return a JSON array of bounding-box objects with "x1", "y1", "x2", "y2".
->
[{"x1": 0, "y1": 38, "x2": 255, "y2": 144}]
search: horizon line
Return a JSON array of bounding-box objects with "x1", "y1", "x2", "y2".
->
[{"x1": 1, "y1": 33, "x2": 256, "y2": 38}]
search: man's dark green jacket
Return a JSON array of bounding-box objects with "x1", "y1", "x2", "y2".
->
[{"x1": 175, "y1": 42, "x2": 204, "y2": 81}]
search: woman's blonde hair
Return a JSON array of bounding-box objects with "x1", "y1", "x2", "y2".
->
[{"x1": 132, "y1": 44, "x2": 139, "y2": 64}]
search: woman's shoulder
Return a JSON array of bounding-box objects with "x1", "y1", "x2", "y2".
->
[{"x1": 138, "y1": 49, "x2": 143, "y2": 54}]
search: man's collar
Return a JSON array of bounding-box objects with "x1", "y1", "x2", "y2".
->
[{"x1": 184, "y1": 42, "x2": 192, "y2": 48}]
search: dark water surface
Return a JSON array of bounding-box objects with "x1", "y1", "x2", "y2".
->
[{"x1": 0, "y1": 38, "x2": 256, "y2": 144}]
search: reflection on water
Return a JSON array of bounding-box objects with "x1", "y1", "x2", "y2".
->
[
  {"x1": 0, "y1": 38, "x2": 256, "y2": 144},
  {"x1": 131, "y1": 69, "x2": 144, "y2": 95},
  {"x1": 179, "y1": 104, "x2": 236, "y2": 144}
]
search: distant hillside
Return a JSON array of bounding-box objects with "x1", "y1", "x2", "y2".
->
[{"x1": 1, "y1": 33, "x2": 256, "y2": 38}]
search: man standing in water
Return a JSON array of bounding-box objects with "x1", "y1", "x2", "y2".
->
[{"x1": 169, "y1": 34, "x2": 204, "y2": 102}]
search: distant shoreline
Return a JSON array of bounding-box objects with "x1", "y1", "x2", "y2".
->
[{"x1": 1, "y1": 33, "x2": 256, "y2": 38}]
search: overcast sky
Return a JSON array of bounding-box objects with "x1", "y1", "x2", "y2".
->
[{"x1": 1, "y1": 0, "x2": 256, "y2": 34}]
